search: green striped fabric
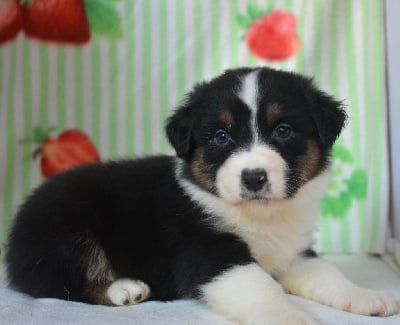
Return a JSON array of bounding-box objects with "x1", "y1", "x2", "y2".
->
[{"x1": 0, "y1": 0, "x2": 388, "y2": 253}]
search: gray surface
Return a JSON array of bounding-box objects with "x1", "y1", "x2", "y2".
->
[{"x1": 0, "y1": 255, "x2": 399, "y2": 324}]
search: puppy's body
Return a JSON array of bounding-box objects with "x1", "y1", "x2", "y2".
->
[
  {"x1": 7, "y1": 156, "x2": 256, "y2": 303},
  {"x1": 6, "y1": 68, "x2": 398, "y2": 323}
]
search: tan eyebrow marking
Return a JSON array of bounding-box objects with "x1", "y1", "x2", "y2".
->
[
  {"x1": 219, "y1": 110, "x2": 235, "y2": 132},
  {"x1": 266, "y1": 103, "x2": 282, "y2": 127}
]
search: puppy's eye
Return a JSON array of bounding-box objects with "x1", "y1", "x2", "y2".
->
[
  {"x1": 273, "y1": 124, "x2": 293, "y2": 139},
  {"x1": 214, "y1": 130, "x2": 231, "y2": 145}
]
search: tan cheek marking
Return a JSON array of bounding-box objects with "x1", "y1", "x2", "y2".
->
[
  {"x1": 191, "y1": 148, "x2": 216, "y2": 193},
  {"x1": 299, "y1": 140, "x2": 321, "y2": 182},
  {"x1": 219, "y1": 110, "x2": 235, "y2": 132},
  {"x1": 266, "y1": 104, "x2": 282, "y2": 127}
]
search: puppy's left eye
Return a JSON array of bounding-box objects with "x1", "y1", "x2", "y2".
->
[
  {"x1": 214, "y1": 130, "x2": 231, "y2": 145},
  {"x1": 273, "y1": 124, "x2": 293, "y2": 139}
]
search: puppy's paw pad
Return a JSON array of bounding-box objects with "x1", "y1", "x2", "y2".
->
[
  {"x1": 335, "y1": 288, "x2": 399, "y2": 317},
  {"x1": 107, "y1": 279, "x2": 150, "y2": 306}
]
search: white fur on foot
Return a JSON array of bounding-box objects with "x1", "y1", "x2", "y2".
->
[
  {"x1": 331, "y1": 287, "x2": 399, "y2": 317},
  {"x1": 201, "y1": 263, "x2": 320, "y2": 325},
  {"x1": 278, "y1": 258, "x2": 400, "y2": 317},
  {"x1": 107, "y1": 279, "x2": 150, "y2": 306}
]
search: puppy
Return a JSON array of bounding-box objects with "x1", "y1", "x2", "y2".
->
[{"x1": 6, "y1": 67, "x2": 399, "y2": 324}]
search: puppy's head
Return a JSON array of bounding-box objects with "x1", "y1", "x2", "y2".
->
[{"x1": 166, "y1": 67, "x2": 346, "y2": 204}]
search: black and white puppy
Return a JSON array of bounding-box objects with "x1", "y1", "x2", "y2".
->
[{"x1": 6, "y1": 67, "x2": 399, "y2": 324}]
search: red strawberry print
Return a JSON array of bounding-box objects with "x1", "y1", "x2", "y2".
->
[
  {"x1": 246, "y1": 11, "x2": 301, "y2": 61},
  {"x1": 0, "y1": 0, "x2": 23, "y2": 45},
  {"x1": 238, "y1": 5, "x2": 301, "y2": 62},
  {"x1": 22, "y1": 0, "x2": 90, "y2": 44},
  {"x1": 30, "y1": 128, "x2": 100, "y2": 179}
]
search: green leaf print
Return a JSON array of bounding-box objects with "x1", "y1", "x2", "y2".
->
[
  {"x1": 332, "y1": 145, "x2": 353, "y2": 163},
  {"x1": 347, "y1": 169, "x2": 367, "y2": 199},
  {"x1": 322, "y1": 145, "x2": 367, "y2": 219},
  {"x1": 84, "y1": 0, "x2": 123, "y2": 39}
]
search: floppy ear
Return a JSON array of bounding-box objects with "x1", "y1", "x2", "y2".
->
[
  {"x1": 165, "y1": 105, "x2": 195, "y2": 160},
  {"x1": 312, "y1": 90, "x2": 347, "y2": 148}
]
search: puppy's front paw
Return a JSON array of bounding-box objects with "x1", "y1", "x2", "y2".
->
[
  {"x1": 333, "y1": 287, "x2": 399, "y2": 317},
  {"x1": 107, "y1": 279, "x2": 151, "y2": 306}
]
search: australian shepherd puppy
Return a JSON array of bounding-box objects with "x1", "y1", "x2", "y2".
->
[{"x1": 6, "y1": 68, "x2": 399, "y2": 324}]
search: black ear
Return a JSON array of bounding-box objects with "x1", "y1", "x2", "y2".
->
[
  {"x1": 165, "y1": 105, "x2": 195, "y2": 160},
  {"x1": 312, "y1": 90, "x2": 347, "y2": 148}
]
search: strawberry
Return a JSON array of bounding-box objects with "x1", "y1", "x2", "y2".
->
[
  {"x1": 238, "y1": 6, "x2": 301, "y2": 62},
  {"x1": 0, "y1": 0, "x2": 23, "y2": 46},
  {"x1": 28, "y1": 128, "x2": 100, "y2": 178},
  {"x1": 21, "y1": 0, "x2": 90, "y2": 44},
  {"x1": 246, "y1": 11, "x2": 301, "y2": 61}
]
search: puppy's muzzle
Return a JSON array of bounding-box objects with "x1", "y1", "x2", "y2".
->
[{"x1": 241, "y1": 168, "x2": 268, "y2": 192}]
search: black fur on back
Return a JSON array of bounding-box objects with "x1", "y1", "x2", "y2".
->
[{"x1": 5, "y1": 157, "x2": 253, "y2": 302}]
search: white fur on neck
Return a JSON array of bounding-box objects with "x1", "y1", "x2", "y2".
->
[{"x1": 175, "y1": 159, "x2": 330, "y2": 273}]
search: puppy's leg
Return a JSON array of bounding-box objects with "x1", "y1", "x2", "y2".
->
[
  {"x1": 200, "y1": 262, "x2": 320, "y2": 325},
  {"x1": 106, "y1": 279, "x2": 151, "y2": 305},
  {"x1": 82, "y1": 239, "x2": 151, "y2": 306},
  {"x1": 277, "y1": 256, "x2": 399, "y2": 316},
  {"x1": 84, "y1": 279, "x2": 151, "y2": 306}
]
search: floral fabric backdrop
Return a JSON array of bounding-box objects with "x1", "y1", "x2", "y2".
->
[{"x1": 0, "y1": 0, "x2": 388, "y2": 253}]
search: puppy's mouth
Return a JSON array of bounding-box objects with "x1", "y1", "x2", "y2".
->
[
  {"x1": 238, "y1": 191, "x2": 288, "y2": 204},
  {"x1": 241, "y1": 193, "x2": 267, "y2": 201}
]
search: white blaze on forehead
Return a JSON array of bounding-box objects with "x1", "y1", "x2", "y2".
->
[
  {"x1": 238, "y1": 70, "x2": 259, "y2": 113},
  {"x1": 237, "y1": 70, "x2": 260, "y2": 144}
]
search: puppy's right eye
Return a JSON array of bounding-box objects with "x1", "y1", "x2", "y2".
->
[{"x1": 214, "y1": 130, "x2": 231, "y2": 145}]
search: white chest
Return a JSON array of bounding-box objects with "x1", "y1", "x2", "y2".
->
[
  {"x1": 230, "y1": 203, "x2": 318, "y2": 273},
  {"x1": 178, "y1": 169, "x2": 329, "y2": 274}
]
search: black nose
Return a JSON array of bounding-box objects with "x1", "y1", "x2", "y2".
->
[{"x1": 241, "y1": 168, "x2": 267, "y2": 192}]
